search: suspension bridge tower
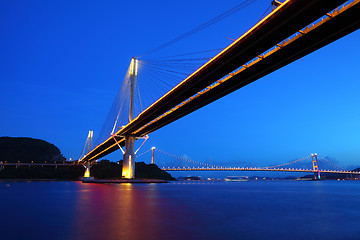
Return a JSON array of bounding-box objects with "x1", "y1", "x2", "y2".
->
[
  {"x1": 122, "y1": 57, "x2": 138, "y2": 179},
  {"x1": 311, "y1": 153, "x2": 321, "y2": 180},
  {"x1": 151, "y1": 147, "x2": 155, "y2": 164}
]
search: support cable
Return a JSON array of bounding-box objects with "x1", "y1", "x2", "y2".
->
[
  {"x1": 142, "y1": 48, "x2": 224, "y2": 60},
  {"x1": 317, "y1": 156, "x2": 346, "y2": 171},
  {"x1": 139, "y1": 0, "x2": 258, "y2": 57},
  {"x1": 265, "y1": 155, "x2": 311, "y2": 169},
  {"x1": 136, "y1": 148, "x2": 152, "y2": 158},
  {"x1": 155, "y1": 148, "x2": 220, "y2": 168}
]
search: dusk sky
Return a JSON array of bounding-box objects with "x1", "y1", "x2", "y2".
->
[{"x1": 1, "y1": 0, "x2": 360, "y2": 170}]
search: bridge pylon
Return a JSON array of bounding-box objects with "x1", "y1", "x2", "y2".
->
[
  {"x1": 151, "y1": 147, "x2": 155, "y2": 164},
  {"x1": 122, "y1": 57, "x2": 138, "y2": 179},
  {"x1": 311, "y1": 153, "x2": 321, "y2": 180},
  {"x1": 80, "y1": 130, "x2": 94, "y2": 178}
]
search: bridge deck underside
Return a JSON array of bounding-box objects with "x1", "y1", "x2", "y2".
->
[{"x1": 137, "y1": 1, "x2": 360, "y2": 136}]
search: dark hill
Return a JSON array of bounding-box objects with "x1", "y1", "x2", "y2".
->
[
  {"x1": 0, "y1": 137, "x2": 174, "y2": 180},
  {"x1": 0, "y1": 137, "x2": 65, "y2": 163}
]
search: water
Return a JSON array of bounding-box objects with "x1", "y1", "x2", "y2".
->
[{"x1": 1, "y1": 180, "x2": 360, "y2": 240}]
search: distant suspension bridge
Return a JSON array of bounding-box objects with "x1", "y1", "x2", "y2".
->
[
  {"x1": 1, "y1": 147, "x2": 358, "y2": 180},
  {"x1": 135, "y1": 147, "x2": 359, "y2": 179}
]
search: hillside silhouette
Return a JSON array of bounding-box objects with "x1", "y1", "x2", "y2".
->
[
  {"x1": 0, "y1": 137, "x2": 174, "y2": 180},
  {"x1": 0, "y1": 137, "x2": 65, "y2": 163}
]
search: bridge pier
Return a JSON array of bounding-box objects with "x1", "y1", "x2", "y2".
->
[
  {"x1": 84, "y1": 162, "x2": 91, "y2": 178},
  {"x1": 122, "y1": 135, "x2": 135, "y2": 178}
]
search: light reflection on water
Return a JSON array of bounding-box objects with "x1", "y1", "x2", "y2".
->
[
  {"x1": 72, "y1": 183, "x2": 174, "y2": 240},
  {"x1": 1, "y1": 180, "x2": 360, "y2": 240}
]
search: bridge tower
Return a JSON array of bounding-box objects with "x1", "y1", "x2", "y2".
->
[
  {"x1": 151, "y1": 147, "x2": 155, "y2": 164},
  {"x1": 80, "y1": 130, "x2": 94, "y2": 178},
  {"x1": 311, "y1": 153, "x2": 321, "y2": 180},
  {"x1": 122, "y1": 57, "x2": 138, "y2": 179}
]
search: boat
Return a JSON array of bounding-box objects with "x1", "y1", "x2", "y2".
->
[{"x1": 224, "y1": 176, "x2": 249, "y2": 182}]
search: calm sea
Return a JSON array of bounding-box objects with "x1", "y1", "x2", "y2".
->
[{"x1": 0, "y1": 180, "x2": 359, "y2": 240}]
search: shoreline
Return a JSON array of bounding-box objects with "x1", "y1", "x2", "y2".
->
[
  {"x1": 82, "y1": 178, "x2": 169, "y2": 184},
  {"x1": 0, "y1": 179, "x2": 80, "y2": 182},
  {"x1": 0, "y1": 178, "x2": 171, "y2": 183}
]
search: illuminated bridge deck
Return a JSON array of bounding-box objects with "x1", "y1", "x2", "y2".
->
[{"x1": 162, "y1": 167, "x2": 359, "y2": 174}]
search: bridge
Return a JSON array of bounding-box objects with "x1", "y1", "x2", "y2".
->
[
  {"x1": 78, "y1": 0, "x2": 360, "y2": 179},
  {"x1": 1, "y1": 147, "x2": 358, "y2": 180},
  {"x1": 134, "y1": 147, "x2": 360, "y2": 179}
]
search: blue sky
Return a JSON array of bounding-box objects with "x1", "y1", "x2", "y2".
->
[{"x1": 1, "y1": 0, "x2": 359, "y2": 172}]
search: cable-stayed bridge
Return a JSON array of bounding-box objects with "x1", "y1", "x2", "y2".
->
[{"x1": 78, "y1": 0, "x2": 360, "y2": 179}]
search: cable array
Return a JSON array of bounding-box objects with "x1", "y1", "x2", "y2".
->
[
  {"x1": 95, "y1": 64, "x2": 133, "y2": 146},
  {"x1": 136, "y1": 48, "x2": 222, "y2": 114},
  {"x1": 139, "y1": 0, "x2": 259, "y2": 57},
  {"x1": 91, "y1": 0, "x2": 270, "y2": 150},
  {"x1": 155, "y1": 148, "x2": 220, "y2": 168},
  {"x1": 93, "y1": 50, "x2": 217, "y2": 150},
  {"x1": 264, "y1": 155, "x2": 311, "y2": 169},
  {"x1": 136, "y1": 148, "x2": 152, "y2": 158},
  {"x1": 317, "y1": 156, "x2": 345, "y2": 171}
]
